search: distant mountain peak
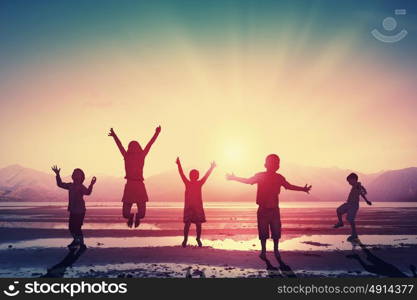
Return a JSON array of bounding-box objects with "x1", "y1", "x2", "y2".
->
[
  {"x1": 2, "y1": 164, "x2": 25, "y2": 171},
  {"x1": 0, "y1": 164, "x2": 416, "y2": 202}
]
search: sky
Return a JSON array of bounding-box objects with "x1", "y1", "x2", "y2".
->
[{"x1": 0, "y1": 0, "x2": 416, "y2": 178}]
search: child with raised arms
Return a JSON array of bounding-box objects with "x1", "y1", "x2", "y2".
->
[
  {"x1": 108, "y1": 126, "x2": 161, "y2": 228},
  {"x1": 176, "y1": 157, "x2": 216, "y2": 247}
]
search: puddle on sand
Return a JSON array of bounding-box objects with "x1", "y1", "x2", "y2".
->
[{"x1": 1, "y1": 235, "x2": 416, "y2": 251}]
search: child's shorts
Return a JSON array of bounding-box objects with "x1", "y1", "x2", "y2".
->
[
  {"x1": 257, "y1": 207, "x2": 281, "y2": 240},
  {"x1": 183, "y1": 206, "x2": 206, "y2": 223},
  {"x1": 122, "y1": 180, "x2": 149, "y2": 203},
  {"x1": 337, "y1": 202, "x2": 359, "y2": 223}
]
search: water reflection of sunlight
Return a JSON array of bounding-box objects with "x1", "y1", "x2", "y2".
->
[{"x1": 2, "y1": 235, "x2": 416, "y2": 251}]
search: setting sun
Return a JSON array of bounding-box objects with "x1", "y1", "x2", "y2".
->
[{"x1": 223, "y1": 144, "x2": 244, "y2": 165}]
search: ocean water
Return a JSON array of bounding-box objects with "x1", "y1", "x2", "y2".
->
[{"x1": 1, "y1": 201, "x2": 417, "y2": 209}]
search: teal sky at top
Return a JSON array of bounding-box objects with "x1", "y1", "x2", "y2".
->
[{"x1": 0, "y1": 0, "x2": 416, "y2": 70}]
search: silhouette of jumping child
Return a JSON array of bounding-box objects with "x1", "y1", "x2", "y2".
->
[
  {"x1": 333, "y1": 173, "x2": 372, "y2": 241},
  {"x1": 176, "y1": 157, "x2": 216, "y2": 247},
  {"x1": 227, "y1": 154, "x2": 311, "y2": 265},
  {"x1": 52, "y1": 165, "x2": 96, "y2": 251},
  {"x1": 108, "y1": 126, "x2": 161, "y2": 228}
]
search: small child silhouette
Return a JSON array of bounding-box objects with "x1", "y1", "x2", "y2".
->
[
  {"x1": 176, "y1": 157, "x2": 216, "y2": 247},
  {"x1": 334, "y1": 173, "x2": 372, "y2": 241},
  {"x1": 227, "y1": 154, "x2": 311, "y2": 265},
  {"x1": 51, "y1": 165, "x2": 96, "y2": 251},
  {"x1": 108, "y1": 126, "x2": 161, "y2": 228}
]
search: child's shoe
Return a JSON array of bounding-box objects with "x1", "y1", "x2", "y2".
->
[
  {"x1": 181, "y1": 239, "x2": 187, "y2": 248},
  {"x1": 134, "y1": 214, "x2": 141, "y2": 228},
  {"x1": 67, "y1": 240, "x2": 78, "y2": 251},
  {"x1": 127, "y1": 214, "x2": 134, "y2": 228},
  {"x1": 68, "y1": 237, "x2": 82, "y2": 251},
  {"x1": 333, "y1": 222, "x2": 344, "y2": 228},
  {"x1": 196, "y1": 238, "x2": 202, "y2": 247},
  {"x1": 347, "y1": 235, "x2": 358, "y2": 242}
]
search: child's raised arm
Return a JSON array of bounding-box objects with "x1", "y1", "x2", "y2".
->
[
  {"x1": 226, "y1": 173, "x2": 256, "y2": 184},
  {"x1": 176, "y1": 157, "x2": 189, "y2": 184},
  {"x1": 51, "y1": 165, "x2": 70, "y2": 190},
  {"x1": 200, "y1": 161, "x2": 216, "y2": 184},
  {"x1": 84, "y1": 176, "x2": 97, "y2": 196},
  {"x1": 144, "y1": 125, "x2": 161, "y2": 155},
  {"x1": 108, "y1": 128, "x2": 127, "y2": 157},
  {"x1": 282, "y1": 180, "x2": 312, "y2": 193}
]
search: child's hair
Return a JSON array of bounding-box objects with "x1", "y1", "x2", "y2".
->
[
  {"x1": 189, "y1": 169, "x2": 199, "y2": 181},
  {"x1": 265, "y1": 154, "x2": 280, "y2": 172},
  {"x1": 127, "y1": 141, "x2": 142, "y2": 154},
  {"x1": 347, "y1": 173, "x2": 358, "y2": 181},
  {"x1": 72, "y1": 168, "x2": 85, "y2": 184}
]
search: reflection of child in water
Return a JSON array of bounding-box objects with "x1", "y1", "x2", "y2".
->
[
  {"x1": 334, "y1": 173, "x2": 372, "y2": 241},
  {"x1": 176, "y1": 157, "x2": 216, "y2": 247},
  {"x1": 108, "y1": 126, "x2": 161, "y2": 228},
  {"x1": 52, "y1": 165, "x2": 96, "y2": 251}
]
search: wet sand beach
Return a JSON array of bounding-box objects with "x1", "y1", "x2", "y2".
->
[{"x1": 1, "y1": 202, "x2": 416, "y2": 278}]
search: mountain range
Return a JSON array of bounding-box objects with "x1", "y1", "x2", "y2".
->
[{"x1": 0, "y1": 164, "x2": 416, "y2": 202}]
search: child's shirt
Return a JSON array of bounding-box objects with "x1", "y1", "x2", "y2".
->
[
  {"x1": 184, "y1": 181, "x2": 204, "y2": 210},
  {"x1": 347, "y1": 182, "x2": 367, "y2": 205},
  {"x1": 56, "y1": 177, "x2": 91, "y2": 213},
  {"x1": 124, "y1": 152, "x2": 146, "y2": 181},
  {"x1": 248, "y1": 172, "x2": 290, "y2": 208}
]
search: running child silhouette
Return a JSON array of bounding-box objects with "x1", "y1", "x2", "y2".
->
[
  {"x1": 227, "y1": 154, "x2": 311, "y2": 265},
  {"x1": 333, "y1": 173, "x2": 372, "y2": 241},
  {"x1": 51, "y1": 165, "x2": 96, "y2": 251},
  {"x1": 108, "y1": 126, "x2": 161, "y2": 228},
  {"x1": 176, "y1": 157, "x2": 216, "y2": 247}
]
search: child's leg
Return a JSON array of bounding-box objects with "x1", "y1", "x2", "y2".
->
[
  {"x1": 336, "y1": 204, "x2": 345, "y2": 223},
  {"x1": 134, "y1": 202, "x2": 147, "y2": 227},
  {"x1": 196, "y1": 223, "x2": 202, "y2": 247},
  {"x1": 270, "y1": 208, "x2": 282, "y2": 263},
  {"x1": 273, "y1": 239, "x2": 280, "y2": 256},
  {"x1": 122, "y1": 203, "x2": 134, "y2": 227},
  {"x1": 334, "y1": 203, "x2": 348, "y2": 227},
  {"x1": 136, "y1": 202, "x2": 146, "y2": 218},
  {"x1": 76, "y1": 213, "x2": 85, "y2": 245},
  {"x1": 257, "y1": 207, "x2": 269, "y2": 258},
  {"x1": 182, "y1": 222, "x2": 191, "y2": 247},
  {"x1": 260, "y1": 239, "x2": 267, "y2": 259},
  {"x1": 337, "y1": 208, "x2": 343, "y2": 223},
  {"x1": 347, "y1": 206, "x2": 359, "y2": 238},
  {"x1": 273, "y1": 238, "x2": 279, "y2": 250},
  {"x1": 122, "y1": 203, "x2": 133, "y2": 219},
  {"x1": 350, "y1": 221, "x2": 357, "y2": 237},
  {"x1": 69, "y1": 213, "x2": 85, "y2": 246},
  {"x1": 68, "y1": 214, "x2": 76, "y2": 242}
]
